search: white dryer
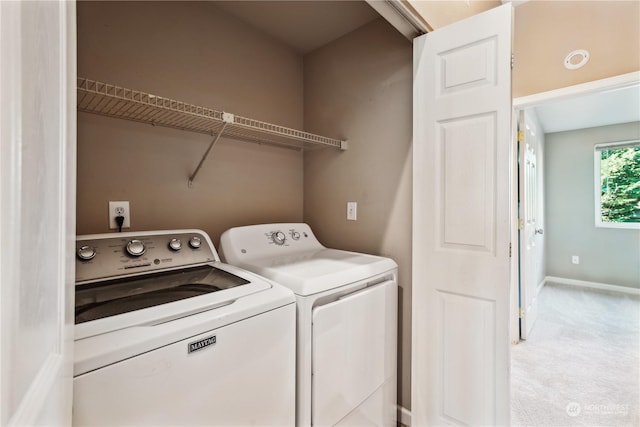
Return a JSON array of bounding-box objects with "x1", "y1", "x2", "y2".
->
[
  {"x1": 73, "y1": 229, "x2": 296, "y2": 426},
  {"x1": 219, "y1": 223, "x2": 398, "y2": 427}
]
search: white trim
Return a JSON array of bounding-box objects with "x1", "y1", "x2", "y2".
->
[
  {"x1": 509, "y1": 99, "x2": 521, "y2": 345},
  {"x1": 502, "y1": 0, "x2": 531, "y2": 7},
  {"x1": 594, "y1": 145, "x2": 601, "y2": 228},
  {"x1": 0, "y1": 1, "x2": 24, "y2": 423},
  {"x1": 7, "y1": 354, "x2": 63, "y2": 426},
  {"x1": 595, "y1": 139, "x2": 640, "y2": 151},
  {"x1": 545, "y1": 276, "x2": 640, "y2": 295},
  {"x1": 536, "y1": 278, "x2": 546, "y2": 296},
  {"x1": 365, "y1": 0, "x2": 429, "y2": 40},
  {"x1": 595, "y1": 221, "x2": 640, "y2": 230},
  {"x1": 397, "y1": 405, "x2": 412, "y2": 426},
  {"x1": 513, "y1": 71, "x2": 640, "y2": 109}
]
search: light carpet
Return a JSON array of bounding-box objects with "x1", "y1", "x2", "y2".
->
[{"x1": 511, "y1": 282, "x2": 640, "y2": 427}]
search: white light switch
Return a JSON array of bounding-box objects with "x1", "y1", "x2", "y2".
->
[
  {"x1": 347, "y1": 202, "x2": 357, "y2": 221},
  {"x1": 572, "y1": 255, "x2": 579, "y2": 265}
]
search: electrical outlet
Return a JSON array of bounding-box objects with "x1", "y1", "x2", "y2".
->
[
  {"x1": 572, "y1": 255, "x2": 580, "y2": 265},
  {"x1": 347, "y1": 202, "x2": 357, "y2": 221},
  {"x1": 109, "y1": 201, "x2": 131, "y2": 229}
]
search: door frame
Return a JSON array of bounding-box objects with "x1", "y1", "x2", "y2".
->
[
  {"x1": 509, "y1": 70, "x2": 640, "y2": 343},
  {"x1": 0, "y1": 1, "x2": 76, "y2": 424}
]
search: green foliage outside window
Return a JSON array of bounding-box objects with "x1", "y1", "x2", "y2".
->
[{"x1": 600, "y1": 145, "x2": 640, "y2": 223}]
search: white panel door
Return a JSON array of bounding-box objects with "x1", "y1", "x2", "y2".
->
[
  {"x1": 0, "y1": 1, "x2": 76, "y2": 425},
  {"x1": 412, "y1": 4, "x2": 512, "y2": 426},
  {"x1": 518, "y1": 110, "x2": 541, "y2": 339}
]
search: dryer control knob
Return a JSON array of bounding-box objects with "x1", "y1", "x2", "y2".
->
[
  {"x1": 126, "y1": 239, "x2": 146, "y2": 257},
  {"x1": 290, "y1": 231, "x2": 301, "y2": 240},
  {"x1": 189, "y1": 236, "x2": 202, "y2": 249},
  {"x1": 272, "y1": 231, "x2": 286, "y2": 246},
  {"x1": 77, "y1": 245, "x2": 96, "y2": 261},
  {"x1": 168, "y1": 238, "x2": 182, "y2": 251}
]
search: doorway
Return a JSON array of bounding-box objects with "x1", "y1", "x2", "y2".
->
[
  {"x1": 512, "y1": 71, "x2": 640, "y2": 339},
  {"x1": 511, "y1": 72, "x2": 640, "y2": 426}
]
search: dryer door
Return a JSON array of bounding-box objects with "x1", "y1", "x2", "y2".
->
[{"x1": 312, "y1": 279, "x2": 397, "y2": 426}]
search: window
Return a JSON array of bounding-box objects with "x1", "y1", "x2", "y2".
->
[{"x1": 594, "y1": 140, "x2": 640, "y2": 228}]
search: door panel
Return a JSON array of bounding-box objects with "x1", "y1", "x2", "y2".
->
[
  {"x1": 439, "y1": 113, "x2": 496, "y2": 252},
  {"x1": 439, "y1": 38, "x2": 497, "y2": 94},
  {"x1": 440, "y1": 292, "x2": 496, "y2": 425},
  {"x1": 412, "y1": 4, "x2": 513, "y2": 426}
]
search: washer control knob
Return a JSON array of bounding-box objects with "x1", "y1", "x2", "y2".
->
[
  {"x1": 168, "y1": 238, "x2": 182, "y2": 251},
  {"x1": 272, "y1": 231, "x2": 286, "y2": 246},
  {"x1": 77, "y1": 245, "x2": 96, "y2": 261},
  {"x1": 126, "y1": 239, "x2": 146, "y2": 257},
  {"x1": 290, "y1": 231, "x2": 301, "y2": 241},
  {"x1": 189, "y1": 236, "x2": 202, "y2": 249}
]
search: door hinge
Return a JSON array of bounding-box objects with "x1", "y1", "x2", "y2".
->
[
  {"x1": 518, "y1": 308, "x2": 525, "y2": 319},
  {"x1": 511, "y1": 53, "x2": 515, "y2": 70},
  {"x1": 509, "y1": 242, "x2": 512, "y2": 257},
  {"x1": 518, "y1": 130, "x2": 524, "y2": 142},
  {"x1": 518, "y1": 219, "x2": 524, "y2": 230}
]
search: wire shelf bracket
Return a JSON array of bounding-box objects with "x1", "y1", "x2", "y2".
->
[
  {"x1": 188, "y1": 118, "x2": 230, "y2": 188},
  {"x1": 76, "y1": 78, "x2": 347, "y2": 187}
]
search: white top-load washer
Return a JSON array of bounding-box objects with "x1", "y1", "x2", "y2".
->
[
  {"x1": 73, "y1": 229, "x2": 296, "y2": 426},
  {"x1": 219, "y1": 223, "x2": 398, "y2": 427}
]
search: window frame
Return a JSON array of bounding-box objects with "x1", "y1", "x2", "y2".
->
[{"x1": 594, "y1": 139, "x2": 640, "y2": 229}]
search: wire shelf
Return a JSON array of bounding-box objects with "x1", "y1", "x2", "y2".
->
[{"x1": 77, "y1": 78, "x2": 346, "y2": 151}]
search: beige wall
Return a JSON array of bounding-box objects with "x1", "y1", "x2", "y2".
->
[
  {"x1": 303, "y1": 18, "x2": 413, "y2": 410},
  {"x1": 76, "y1": 1, "x2": 304, "y2": 242}
]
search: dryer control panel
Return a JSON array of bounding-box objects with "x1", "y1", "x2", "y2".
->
[
  {"x1": 76, "y1": 230, "x2": 217, "y2": 284},
  {"x1": 266, "y1": 227, "x2": 310, "y2": 247},
  {"x1": 219, "y1": 223, "x2": 324, "y2": 263}
]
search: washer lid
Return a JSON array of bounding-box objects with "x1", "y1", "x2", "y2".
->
[
  {"x1": 75, "y1": 265, "x2": 251, "y2": 324},
  {"x1": 231, "y1": 248, "x2": 397, "y2": 296},
  {"x1": 74, "y1": 262, "x2": 281, "y2": 341}
]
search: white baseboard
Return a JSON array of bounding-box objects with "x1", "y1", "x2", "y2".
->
[
  {"x1": 545, "y1": 276, "x2": 640, "y2": 295},
  {"x1": 397, "y1": 405, "x2": 411, "y2": 426},
  {"x1": 536, "y1": 278, "x2": 546, "y2": 296}
]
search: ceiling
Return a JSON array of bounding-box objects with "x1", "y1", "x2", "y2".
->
[
  {"x1": 211, "y1": 0, "x2": 640, "y2": 135},
  {"x1": 512, "y1": 1, "x2": 639, "y2": 97},
  {"x1": 212, "y1": 1, "x2": 380, "y2": 54},
  {"x1": 533, "y1": 84, "x2": 640, "y2": 134}
]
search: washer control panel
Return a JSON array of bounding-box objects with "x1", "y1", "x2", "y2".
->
[{"x1": 76, "y1": 230, "x2": 216, "y2": 284}]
